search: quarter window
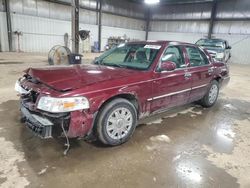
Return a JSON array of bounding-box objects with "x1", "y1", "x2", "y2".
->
[{"x1": 185, "y1": 46, "x2": 209, "y2": 67}]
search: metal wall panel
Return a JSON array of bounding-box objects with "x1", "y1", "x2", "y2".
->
[
  {"x1": 79, "y1": 8, "x2": 97, "y2": 25},
  {"x1": 10, "y1": 13, "x2": 99, "y2": 52},
  {"x1": 49, "y1": 2, "x2": 71, "y2": 21},
  {"x1": 150, "y1": 21, "x2": 209, "y2": 33},
  {"x1": 0, "y1": 0, "x2": 4, "y2": 12},
  {"x1": 103, "y1": 0, "x2": 145, "y2": 19},
  {"x1": 214, "y1": 21, "x2": 250, "y2": 34},
  {"x1": 37, "y1": 0, "x2": 50, "y2": 18},
  {"x1": 23, "y1": 0, "x2": 37, "y2": 16},
  {"x1": 102, "y1": 13, "x2": 145, "y2": 30},
  {"x1": 214, "y1": 33, "x2": 250, "y2": 65},
  {"x1": 216, "y1": 0, "x2": 250, "y2": 18},
  {"x1": 7, "y1": 0, "x2": 144, "y2": 27},
  {"x1": 148, "y1": 31, "x2": 205, "y2": 43},
  {"x1": 10, "y1": 0, "x2": 23, "y2": 13},
  {"x1": 0, "y1": 11, "x2": 9, "y2": 51},
  {"x1": 151, "y1": 3, "x2": 212, "y2": 20},
  {"x1": 80, "y1": 0, "x2": 97, "y2": 9}
]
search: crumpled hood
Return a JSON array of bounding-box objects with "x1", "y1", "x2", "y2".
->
[{"x1": 25, "y1": 64, "x2": 138, "y2": 91}]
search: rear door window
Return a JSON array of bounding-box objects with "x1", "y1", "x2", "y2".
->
[{"x1": 185, "y1": 46, "x2": 209, "y2": 67}]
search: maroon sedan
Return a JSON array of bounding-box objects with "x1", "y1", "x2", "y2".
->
[{"x1": 15, "y1": 41, "x2": 230, "y2": 148}]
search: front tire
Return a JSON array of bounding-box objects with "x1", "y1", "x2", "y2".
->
[
  {"x1": 96, "y1": 98, "x2": 137, "y2": 146},
  {"x1": 200, "y1": 80, "x2": 219, "y2": 107}
]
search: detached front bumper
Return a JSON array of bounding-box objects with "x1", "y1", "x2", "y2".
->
[
  {"x1": 20, "y1": 102, "x2": 95, "y2": 139},
  {"x1": 21, "y1": 105, "x2": 54, "y2": 138}
]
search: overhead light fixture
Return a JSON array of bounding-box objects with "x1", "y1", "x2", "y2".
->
[{"x1": 144, "y1": 0, "x2": 160, "y2": 5}]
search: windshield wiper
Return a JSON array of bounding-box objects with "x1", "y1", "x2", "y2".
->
[{"x1": 94, "y1": 59, "x2": 103, "y2": 65}]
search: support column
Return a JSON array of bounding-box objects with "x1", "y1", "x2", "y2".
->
[
  {"x1": 208, "y1": 0, "x2": 218, "y2": 39},
  {"x1": 4, "y1": 0, "x2": 12, "y2": 51},
  {"x1": 145, "y1": 8, "x2": 150, "y2": 40},
  {"x1": 71, "y1": 0, "x2": 79, "y2": 53},
  {"x1": 98, "y1": 0, "x2": 102, "y2": 52}
]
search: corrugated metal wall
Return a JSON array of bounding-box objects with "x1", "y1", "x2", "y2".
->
[
  {"x1": 0, "y1": 11, "x2": 9, "y2": 52},
  {"x1": 150, "y1": 21, "x2": 209, "y2": 33},
  {"x1": 102, "y1": 0, "x2": 145, "y2": 19},
  {"x1": 0, "y1": 0, "x2": 145, "y2": 52},
  {"x1": 1, "y1": 0, "x2": 250, "y2": 64},
  {"x1": 151, "y1": 3, "x2": 212, "y2": 20},
  {"x1": 148, "y1": 0, "x2": 250, "y2": 64}
]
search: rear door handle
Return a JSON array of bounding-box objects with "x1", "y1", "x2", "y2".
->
[{"x1": 184, "y1": 72, "x2": 192, "y2": 78}]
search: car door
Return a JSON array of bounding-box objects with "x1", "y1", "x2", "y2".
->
[
  {"x1": 150, "y1": 45, "x2": 192, "y2": 113},
  {"x1": 184, "y1": 45, "x2": 213, "y2": 103}
]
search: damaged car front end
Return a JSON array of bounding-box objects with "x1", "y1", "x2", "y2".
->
[{"x1": 15, "y1": 72, "x2": 95, "y2": 154}]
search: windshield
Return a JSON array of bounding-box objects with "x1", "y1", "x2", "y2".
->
[
  {"x1": 196, "y1": 39, "x2": 225, "y2": 49},
  {"x1": 94, "y1": 43, "x2": 161, "y2": 70}
]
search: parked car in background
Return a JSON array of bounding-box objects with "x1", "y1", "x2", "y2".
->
[
  {"x1": 195, "y1": 38, "x2": 231, "y2": 62},
  {"x1": 15, "y1": 41, "x2": 230, "y2": 149}
]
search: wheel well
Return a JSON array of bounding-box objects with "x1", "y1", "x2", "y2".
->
[
  {"x1": 214, "y1": 76, "x2": 221, "y2": 83},
  {"x1": 99, "y1": 94, "x2": 139, "y2": 114},
  {"x1": 92, "y1": 94, "x2": 139, "y2": 136}
]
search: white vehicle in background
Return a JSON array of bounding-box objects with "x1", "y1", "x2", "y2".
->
[{"x1": 195, "y1": 38, "x2": 232, "y2": 62}]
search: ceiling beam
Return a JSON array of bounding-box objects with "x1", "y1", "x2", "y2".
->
[{"x1": 130, "y1": 0, "x2": 213, "y2": 5}]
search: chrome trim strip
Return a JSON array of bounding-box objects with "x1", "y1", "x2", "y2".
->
[
  {"x1": 147, "y1": 88, "x2": 191, "y2": 101},
  {"x1": 147, "y1": 84, "x2": 208, "y2": 101},
  {"x1": 192, "y1": 84, "x2": 208, "y2": 90}
]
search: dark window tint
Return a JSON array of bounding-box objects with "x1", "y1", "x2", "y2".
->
[{"x1": 186, "y1": 46, "x2": 209, "y2": 67}]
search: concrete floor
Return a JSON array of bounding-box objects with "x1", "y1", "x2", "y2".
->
[{"x1": 0, "y1": 52, "x2": 250, "y2": 188}]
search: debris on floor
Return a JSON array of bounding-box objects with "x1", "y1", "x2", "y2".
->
[
  {"x1": 150, "y1": 135, "x2": 171, "y2": 143},
  {"x1": 146, "y1": 118, "x2": 163, "y2": 125},
  {"x1": 224, "y1": 104, "x2": 238, "y2": 111},
  {"x1": 38, "y1": 166, "x2": 49, "y2": 175}
]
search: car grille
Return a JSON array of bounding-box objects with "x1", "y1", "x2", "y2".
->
[{"x1": 30, "y1": 90, "x2": 39, "y2": 103}]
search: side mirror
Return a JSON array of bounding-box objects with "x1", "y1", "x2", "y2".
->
[
  {"x1": 160, "y1": 61, "x2": 176, "y2": 72},
  {"x1": 227, "y1": 46, "x2": 232, "y2": 49}
]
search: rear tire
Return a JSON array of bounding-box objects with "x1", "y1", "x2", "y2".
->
[
  {"x1": 96, "y1": 98, "x2": 137, "y2": 146},
  {"x1": 200, "y1": 80, "x2": 219, "y2": 107}
]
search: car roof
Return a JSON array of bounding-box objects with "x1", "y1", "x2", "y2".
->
[{"x1": 127, "y1": 40, "x2": 195, "y2": 46}]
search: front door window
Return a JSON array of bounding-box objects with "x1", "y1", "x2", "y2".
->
[{"x1": 162, "y1": 46, "x2": 186, "y2": 69}]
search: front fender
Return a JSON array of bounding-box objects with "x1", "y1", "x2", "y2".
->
[{"x1": 87, "y1": 87, "x2": 140, "y2": 114}]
